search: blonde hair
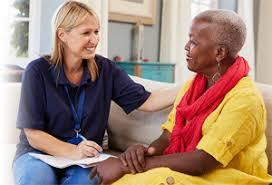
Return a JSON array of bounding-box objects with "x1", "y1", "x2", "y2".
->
[
  {"x1": 50, "y1": 0, "x2": 99, "y2": 82},
  {"x1": 195, "y1": 9, "x2": 247, "y2": 57}
]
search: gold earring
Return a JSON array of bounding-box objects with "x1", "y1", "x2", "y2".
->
[{"x1": 212, "y1": 61, "x2": 221, "y2": 84}]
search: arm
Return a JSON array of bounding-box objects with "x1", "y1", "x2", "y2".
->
[
  {"x1": 25, "y1": 128, "x2": 102, "y2": 160},
  {"x1": 119, "y1": 83, "x2": 185, "y2": 172},
  {"x1": 91, "y1": 149, "x2": 220, "y2": 185},
  {"x1": 119, "y1": 130, "x2": 219, "y2": 175},
  {"x1": 147, "y1": 130, "x2": 170, "y2": 155},
  {"x1": 137, "y1": 85, "x2": 180, "y2": 112},
  {"x1": 144, "y1": 149, "x2": 220, "y2": 176}
]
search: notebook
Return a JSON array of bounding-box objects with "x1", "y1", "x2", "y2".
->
[{"x1": 29, "y1": 152, "x2": 115, "y2": 169}]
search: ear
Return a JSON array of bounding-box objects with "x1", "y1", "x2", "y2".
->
[
  {"x1": 57, "y1": 28, "x2": 66, "y2": 43},
  {"x1": 215, "y1": 45, "x2": 228, "y2": 62}
]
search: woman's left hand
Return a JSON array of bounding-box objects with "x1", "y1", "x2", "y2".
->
[
  {"x1": 119, "y1": 144, "x2": 147, "y2": 173},
  {"x1": 90, "y1": 157, "x2": 128, "y2": 185}
]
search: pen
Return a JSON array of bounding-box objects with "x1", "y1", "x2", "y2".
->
[
  {"x1": 90, "y1": 146, "x2": 103, "y2": 154},
  {"x1": 79, "y1": 134, "x2": 103, "y2": 154},
  {"x1": 79, "y1": 134, "x2": 87, "y2": 141}
]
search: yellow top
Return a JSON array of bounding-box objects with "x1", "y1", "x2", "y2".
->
[{"x1": 113, "y1": 77, "x2": 272, "y2": 185}]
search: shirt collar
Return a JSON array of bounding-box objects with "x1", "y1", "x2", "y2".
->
[{"x1": 50, "y1": 60, "x2": 90, "y2": 87}]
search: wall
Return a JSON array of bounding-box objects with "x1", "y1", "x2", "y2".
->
[
  {"x1": 39, "y1": 0, "x2": 66, "y2": 55},
  {"x1": 253, "y1": 0, "x2": 259, "y2": 61},
  {"x1": 218, "y1": 0, "x2": 236, "y2": 10},
  {"x1": 107, "y1": 0, "x2": 236, "y2": 63},
  {"x1": 256, "y1": 0, "x2": 272, "y2": 85},
  {"x1": 39, "y1": 0, "x2": 236, "y2": 61},
  {"x1": 108, "y1": 0, "x2": 162, "y2": 61}
]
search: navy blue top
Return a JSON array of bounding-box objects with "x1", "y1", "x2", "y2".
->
[{"x1": 15, "y1": 55, "x2": 150, "y2": 159}]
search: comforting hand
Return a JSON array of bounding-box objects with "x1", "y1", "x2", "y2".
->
[
  {"x1": 90, "y1": 157, "x2": 128, "y2": 185},
  {"x1": 119, "y1": 144, "x2": 156, "y2": 173},
  {"x1": 71, "y1": 140, "x2": 103, "y2": 160}
]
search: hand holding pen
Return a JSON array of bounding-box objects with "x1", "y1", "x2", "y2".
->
[{"x1": 72, "y1": 136, "x2": 103, "y2": 159}]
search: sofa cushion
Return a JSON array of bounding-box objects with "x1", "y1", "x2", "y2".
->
[
  {"x1": 1, "y1": 82, "x2": 21, "y2": 144},
  {"x1": 257, "y1": 83, "x2": 272, "y2": 174},
  {"x1": 108, "y1": 76, "x2": 176, "y2": 151}
]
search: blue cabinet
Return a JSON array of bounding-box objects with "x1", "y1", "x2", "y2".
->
[{"x1": 116, "y1": 61, "x2": 175, "y2": 83}]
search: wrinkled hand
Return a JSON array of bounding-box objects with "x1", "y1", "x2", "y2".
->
[
  {"x1": 71, "y1": 140, "x2": 103, "y2": 160},
  {"x1": 90, "y1": 157, "x2": 128, "y2": 185},
  {"x1": 119, "y1": 144, "x2": 156, "y2": 173}
]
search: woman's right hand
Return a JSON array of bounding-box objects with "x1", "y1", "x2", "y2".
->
[
  {"x1": 119, "y1": 144, "x2": 156, "y2": 173},
  {"x1": 71, "y1": 140, "x2": 103, "y2": 160}
]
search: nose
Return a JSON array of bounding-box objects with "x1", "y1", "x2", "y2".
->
[
  {"x1": 89, "y1": 33, "x2": 99, "y2": 44},
  {"x1": 184, "y1": 40, "x2": 190, "y2": 52}
]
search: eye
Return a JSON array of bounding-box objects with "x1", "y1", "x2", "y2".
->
[
  {"x1": 190, "y1": 40, "x2": 196, "y2": 45},
  {"x1": 94, "y1": 30, "x2": 99, "y2": 35},
  {"x1": 190, "y1": 40, "x2": 197, "y2": 47},
  {"x1": 82, "y1": 31, "x2": 90, "y2": 35}
]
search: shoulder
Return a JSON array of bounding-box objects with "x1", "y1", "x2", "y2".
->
[
  {"x1": 221, "y1": 77, "x2": 265, "y2": 130},
  {"x1": 95, "y1": 54, "x2": 116, "y2": 69},
  {"x1": 95, "y1": 55, "x2": 125, "y2": 79},
  {"x1": 25, "y1": 56, "x2": 50, "y2": 74},
  {"x1": 21, "y1": 57, "x2": 51, "y2": 89},
  {"x1": 226, "y1": 77, "x2": 264, "y2": 109}
]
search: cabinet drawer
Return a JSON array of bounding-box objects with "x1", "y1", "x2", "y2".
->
[
  {"x1": 116, "y1": 62, "x2": 175, "y2": 83},
  {"x1": 141, "y1": 66, "x2": 174, "y2": 82},
  {"x1": 116, "y1": 63, "x2": 134, "y2": 75},
  {"x1": 142, "y1": 70, "x2": 173, "y2": 83}
]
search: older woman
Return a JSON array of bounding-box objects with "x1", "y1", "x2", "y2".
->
[
  {"x1": 12, "y1": 1, "x2": 179, "y2": 185},
  {"x1": 91, "y1": 10, "x2": 272, "y2": 185}
]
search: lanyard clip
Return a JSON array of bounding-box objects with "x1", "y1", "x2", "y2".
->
[{"x1": 74, "y1": 128, "x2": 81, "y2": 138}]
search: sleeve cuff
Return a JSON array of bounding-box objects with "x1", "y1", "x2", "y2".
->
[
  {"x1": 161, "y1": 122, "x2": 174, "y2": 133},
  {"x1": 197, "y1": 134, "x2": 234, "y2": 167},
  {"x1": 17, "y1": 120, "x2": 45, "y2": 130},
  {"x1": 124, "y1": 91, "x2": 151, "y2": 114}
]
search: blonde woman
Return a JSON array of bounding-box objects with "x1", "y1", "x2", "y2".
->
[{"x1": 12, "y1": 1, "x2": 178, "y2": 185}]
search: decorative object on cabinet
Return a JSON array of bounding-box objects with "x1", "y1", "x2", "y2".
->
[
  {"x1": 109, "y1": 0, "x2": 156, "y2": 25},
  {"x1": 113, "y1": 55, "x2": 124, "y2": 62},
  {"x1": 132, "y1": 22, "x2": 144, "y2": 61},
  {"x1": 116, "y1": 61, "x2": 175, "y2": 83}
]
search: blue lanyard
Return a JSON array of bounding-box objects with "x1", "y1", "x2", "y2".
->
[{"x1": 64, "y1": 85, "x2": 85, "y2": 137}]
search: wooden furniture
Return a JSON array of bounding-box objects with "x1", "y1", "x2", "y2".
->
[{"x1": 116, "y1": 61, "x2": 175, "y2": 83}]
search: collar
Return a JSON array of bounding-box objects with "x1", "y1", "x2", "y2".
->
[{"x1": 50, "y1": 60, "x2": 90, "y2": 87}]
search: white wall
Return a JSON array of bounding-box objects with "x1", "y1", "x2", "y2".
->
[{"x1": 256, "y1": 0, "x2": 272, "y2": 85}]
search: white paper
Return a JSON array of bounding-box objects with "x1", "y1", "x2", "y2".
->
[{"x1": 29, "y1": 153, "x2": 115, "y2": 169}]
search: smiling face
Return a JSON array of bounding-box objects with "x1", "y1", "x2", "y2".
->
[
  {"x1": 184, "y1": 19, "x2": 219, "y2": 75},
  {"x1": 59, "y1": 13, "x2": 100, "y2": 60}
]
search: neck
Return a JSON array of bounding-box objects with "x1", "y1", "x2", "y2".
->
[
  {"x1": 63, "y1": 53, "x2": 84, "y2": 85},
  {"x1": 205, "y1": 56, "x2": 236, "y2": 89},
  {"x1": 63, "y1": 52, "x2": 83, "y2": 74},
  {"x1": 64, "y1": 61, "x2": 83, "y2": 74}
]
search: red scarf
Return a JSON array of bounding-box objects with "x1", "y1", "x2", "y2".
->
[{"x1": 164, "y1": 56, "x2": 249, "y2": 154}]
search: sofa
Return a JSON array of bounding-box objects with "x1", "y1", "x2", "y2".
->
[{"x1": 1, "y1": 76, "x2": 272, "y2": 184}]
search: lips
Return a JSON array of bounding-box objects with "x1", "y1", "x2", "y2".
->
[
  {"x1": 186, "y1": 55, "x2": 192, "y2": 61},
  {"x1": 86, "y1": 46, "x2": 96, "y2": 52}
]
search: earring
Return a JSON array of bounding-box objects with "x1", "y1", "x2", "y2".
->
[{"x1": 212, "y1": 61, "x2": 221, "y2": 84}]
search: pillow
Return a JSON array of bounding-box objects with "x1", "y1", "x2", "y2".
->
[{"x1": 107, "y1": 76, "x2": 176, "y2": 151}]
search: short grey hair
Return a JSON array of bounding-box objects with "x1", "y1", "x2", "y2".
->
[{"x1": 194, "y1": 9, "x2": 247, "y2": 57}]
